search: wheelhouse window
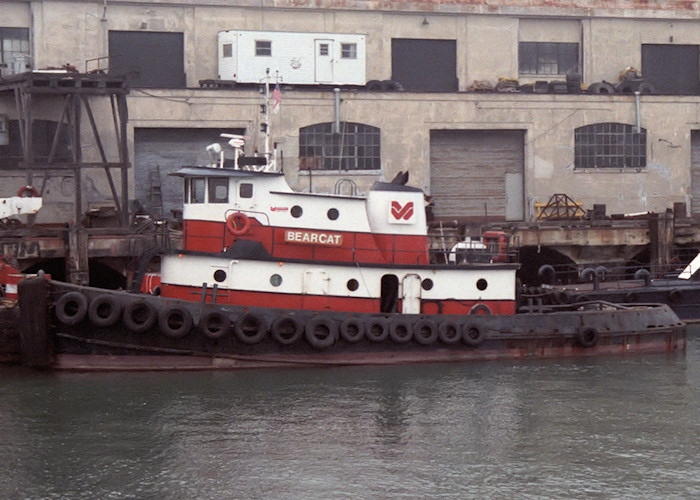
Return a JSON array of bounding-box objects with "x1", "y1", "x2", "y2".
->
[
  {"x1": 574, "y1": 123, "x2": 647, "y2": 169},
  {"x1": 0, "y1": 27, "x2": 30, "y2": 72},
  {"x1": 299, "y1": 122, "x2": 380, "y2": 171},
  {"x1": 341, "y1": 43, "x2": 357, "y2": 59},
  {"x1": 239, "y1": 183, "x2": 253, "y2": 199},
  {"x1": 519, "y1": 42, "x2": 579, "y2": 76},
  {"x1": 188, "y1": 177, "x2": 206, "y2": 203},
  {"x1": 208, "y1": 178, "x2": 228, "y2": 203},
  {"x1": 255, "y1": 40, "x2": 271, "y2": 57}
]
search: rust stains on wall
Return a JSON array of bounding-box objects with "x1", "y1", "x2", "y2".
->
[{"x1": 273, "y1": 0, "x2": 699, "y2": 13}]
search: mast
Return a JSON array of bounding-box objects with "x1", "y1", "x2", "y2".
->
[{"x1": 262, "y1": 68, "x2": 278, "y2": 172}]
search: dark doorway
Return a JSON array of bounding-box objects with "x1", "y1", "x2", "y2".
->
[
  {"x1": 380, "y1": 274, "x2": 399, "y2": 313},
  {"x1": 391, "y1": 39, "x2": 458, "y2": 92},
  {"x1": 642, "y1": 44, "x2": 700, "y2": 95},
  {"x1": 109, "y1": 31, "x2": 186, "y2": 88}
]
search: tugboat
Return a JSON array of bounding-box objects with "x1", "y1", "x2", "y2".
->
[{"x1": 15, "y1": 80, "x2": 686, "y2": 370}]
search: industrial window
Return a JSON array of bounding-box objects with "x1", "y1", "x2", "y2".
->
[
  {"x1": 519, "y1": 42, "x2": 579, "y2": 76},
  {"x1": 341, "y1": 43, "x2": 357, "y2": 59},
  {"x1": 208, "y1": 178, "x2": 228, "y2": 203},
  {"x1": 299, "y1": 122, "x2": 380, "y2": 171},
  {"x1": 574, "y1": 123, "x2": 647, "y2": 169},
  {"x1": 0, "y1": 27, "x2": 30, "y2": 71},
  {"x1": 222, "y1": 43, "x2": 232, "y2": 58},
  {"x1": 256, "y1": 40, "x2": 271, "y2": 57},
  {"x1": 189, "y1": 178, "x2": 206, "y2": 203}
]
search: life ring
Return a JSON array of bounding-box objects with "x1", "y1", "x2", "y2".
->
[
  {"x1": 122, "y1": 299, "x2": 158, "y2": 333},
  {"x1": 271, "y1": 315, "x2": 303, "y2": 345},
  {"x1": 389, "y1": 318, "x2": 413, "y2": 344},
  {"x1": 199, "y1": 311, "x2": 230, "y2": 340},
  {"x1": 305, "y1": 316, "x2": 337, "y2": 349},
  {"x1": 438, "y1": 319, "x2": 461, "y2": 344},
  {"x1": 55, "y1": 291, "x2": 88, "y2": 325},
  {"x1": 413, "y1": 318, "x2": 438, "y2": 345},
  {"x1": 339, "y1": 317, "x2": 364, "y2": 343},
  {"x1": 365, "y1": 318, "x2": 389, "y2": 342},
  {"x1": 17, "y1": 185, "x2": 39, "y2": 198},
  {"x1": 577, "y1": 327, "x2": 599, "y2": 348},
  {"x1": 668, "y1": 289, "x2": 682, "y2": 303},
  {"x1": 463, "y1": 323, "x2": 485, "y2": 346},
  {"x1": 226, "y1": 212, "x2": 251, "y2": 236},
  {"x1": 235, "y1": 312, "x2": 267, "y2": 344},
  {"x1": 87, "y1": 294, "x2": 122, "y2": 328},
  {"x1": 158, "y1": 306, "x2": 193, "y2": 339},
  {"x1": 469, "y1": 303, "x2": 492, "y2": 315}
]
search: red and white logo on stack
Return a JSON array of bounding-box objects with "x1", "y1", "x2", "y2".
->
[{"x1": 389, "y1": 201, "x2": 414, "y2": 224}]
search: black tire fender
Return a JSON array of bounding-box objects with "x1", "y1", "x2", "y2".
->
[
  {"x1": 624, "y1": 291, "x2": 640, "y2": 303},
  {"x1": 271, "y1": 315, "x2": 303, "y2": 345},
  {"x1": 199, "y1": 311, "x2": 230, "y2": 340},
  {"x1": 122, "y1": 299, "x2": 157, "y2": 333},
  {"x1": 339, "y1": 317, "x2": 364, "y2": 343},
  {"x1": 305, "y1": 316, "x2": 337, "y2": 349},
  {"x1": 366, "y1": 318, "x2": 389, "y2": 342},
  {"x1": 413, "y1": 318, "x2": 438, "y2": 345},
  {"x1": 587, "y1": 82, "x2": 615, "y2": 94},
  {"x1": 235, "y1": 312, "x2": 268, "y2": 344},
  {"x1": 366, "y1": 80, "x2": 382, "y2": 91},
  {"x1": 668, "y1": 289, "x2": 683, "y2": 303},
  {"x1": 55, "y1": 291, "x2": 89, "y2": 326},
  {"x1": 159, "y1": 305, "x2": 193, "y2": 339},
  {"x1": 577, "y1": 326, "x2": 599, "y2": 348},
  {"x1": 389, "y1": 318, "x2": 413, "y2": 344},
  {"x1": 463, "y1": 323, "x2": 486, "y2": 346},
  {"x1": 87, "y1": 294, "x2": 123, "y2": 328},
  {"x1": 438, "y1": 319, "x2": 461, "y2": 344},
  {"x1": 637, "y1": 82, "x2": 655, "y2": 94}
]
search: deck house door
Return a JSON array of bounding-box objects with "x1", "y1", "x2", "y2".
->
[{"x1": 401, "y1": 274, "x2": 422, "y2": 314}]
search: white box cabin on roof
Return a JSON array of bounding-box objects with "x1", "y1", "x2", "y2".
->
[{"x1": 218, "y1": 30, "x2": 366, "y2": 86}]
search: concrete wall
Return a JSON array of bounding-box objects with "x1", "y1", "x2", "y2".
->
[{"x1": 124, "y1": 89, "x2": 699, "y2": 218}]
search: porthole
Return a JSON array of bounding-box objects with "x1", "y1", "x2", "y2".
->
[
  {"x1": 476, "y1": 278, "x2": 488, "y2": 291},
  {"x1": 422, "y1": 279, "x2": 434, "y2": 291},
  {"x1": 291, "y1": 205, "x2": 303, "y2": 218},
  {"x1": 327, "y1": 208, "x2": 339, "y2": 221},
  {"x1": 347, "y1": 278, "x2": 359, "y2": 291},
  {"x1": 213, "y1": 270, "x2": 227, "y2": 283},
  {"x1": 270, "y1": 274, "x2": 283, "y2": 287}
]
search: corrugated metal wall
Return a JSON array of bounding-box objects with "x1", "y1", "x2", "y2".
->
[
  {"x1": 429, "y1": 129, "x2": 524, "y2": 221},
  {"x1": 692, "y1": 130, "x2": 700, "y2": 215},
  {"x1": 133, "y1": 128, "x2": 244, "y2": 216}
]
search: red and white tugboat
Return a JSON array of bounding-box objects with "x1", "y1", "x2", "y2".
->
[{"x1": 15, "y1": 83, "x2": 686, "y2": 370}]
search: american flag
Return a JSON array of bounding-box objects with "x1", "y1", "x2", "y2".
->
[{"x1": 271, "y1": 84, "x2": 281, "y2": 114}]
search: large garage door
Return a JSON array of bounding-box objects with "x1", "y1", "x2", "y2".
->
[
  {"x1": 134, "y1": 128, "x2": 244, "y2": 216},
  {"x1": 692, "y1": 131, "x2": 700, "y2": 216},
  {"x1": 430, "y1": 130, "x2": 525, "y2": 221}
]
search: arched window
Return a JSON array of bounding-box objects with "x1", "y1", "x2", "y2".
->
[
  {"x1": 299, "y1": 122, "x2": 380, "y2": 171},
  {"x1": 574, "y1": 123, "x2": 646, "y2": 169}
]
